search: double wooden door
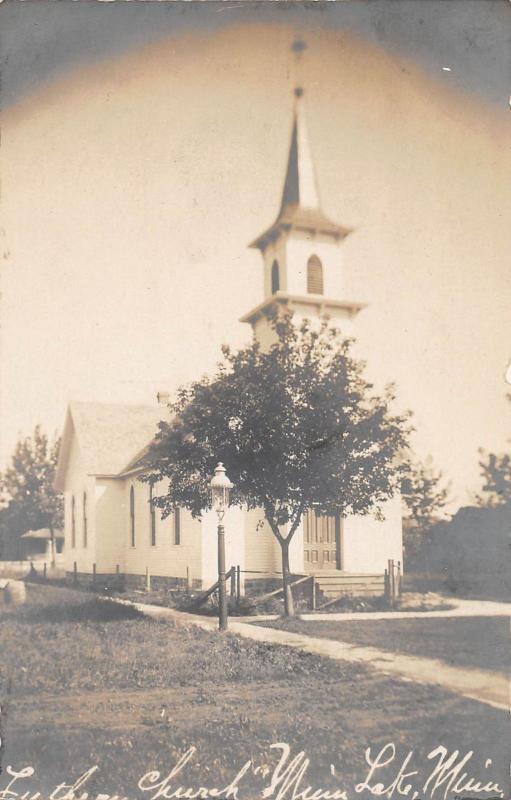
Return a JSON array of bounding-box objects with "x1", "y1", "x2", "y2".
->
[{"x1": 303, "y1": 510, "x2": 341, "y2": 571}]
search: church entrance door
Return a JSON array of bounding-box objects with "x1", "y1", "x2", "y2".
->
[{"x1": 303, "y1": 510, "x2": 341, "y2": 571}]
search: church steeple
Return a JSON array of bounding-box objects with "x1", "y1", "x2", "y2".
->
[
  {"x1": 249, "y1": 84, "x2": 352, "y2": 251},
  {"x1": 241, "y1": 40, "x2": 365, "y2": 345},
  {"x1": 279, "y1": 87, "x2": 320, "y2": 212}
]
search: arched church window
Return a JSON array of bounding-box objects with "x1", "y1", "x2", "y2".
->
[
  {"x1": 83, "y1": 491, "x2": 88, "y2": 548},
  {"x1": 71, "y1": 495, "x2": 76, "y2": 548},
  {"x1": 130, "y1": 485, "x2": 136, "y2": 547},
  {"x1": 149, "y1": 484, "x2": 156, "y2": 547},
  {"x1": 174, "y1": 508, "x2": 181, "y2": 545},
  {"x1": 307, "y1": 255, "x2": 323, "y2": 295},
  {"x1": 271, "y1": 260, "x2": 280, "y2": 294}
]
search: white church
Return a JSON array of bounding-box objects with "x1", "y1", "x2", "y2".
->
[{"x1": 55, "y1": 85, "x2": 403, "y2": 596}]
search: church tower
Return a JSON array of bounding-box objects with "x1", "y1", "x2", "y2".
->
[{"x1": 241, "y1": 53, "x2": 365, "y2": 347}]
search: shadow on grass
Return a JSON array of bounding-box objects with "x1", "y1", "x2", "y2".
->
[{"x1": 12, "y1": 597, "x2": 145, "y2": 625}]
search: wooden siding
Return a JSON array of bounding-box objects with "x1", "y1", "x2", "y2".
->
[
  {"x1": 122, "y1": 480, "x2": 202, "y2": 583},
  {"x1": 63, "y1": 431, "x2": 96, "y2": 575}
]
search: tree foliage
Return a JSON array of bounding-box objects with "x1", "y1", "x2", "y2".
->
[
  {"x1": 477, "y1": 452, "x2": 511, "y2": 506},
  {"x1": 143, "y1": 314, "x2": 411, "y2": 614},
  {"x1": 476, "y1": 394, "x2": 511, "y2": 508},
  {"x1": 0, "y1": 426, "x2": 63, "y2": 560},
  {"x1": 401, "y1": 456, "x2": 450, "y2": 532},
  {"x1": 400, "y1": 456, "x2": 450, "y2": 566}
]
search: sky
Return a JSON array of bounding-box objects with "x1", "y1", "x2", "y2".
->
[{"x1": 1, "y1": 0, "x2": 510, "y2": 509}]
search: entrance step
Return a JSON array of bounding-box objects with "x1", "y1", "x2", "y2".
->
[{"x1": 312, "y1": 572, "x2": 385, "y2": 599}]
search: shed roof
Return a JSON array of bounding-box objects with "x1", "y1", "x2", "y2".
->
[{"x1": 21, "y1": 528, "x2": 64, "y2": 540}]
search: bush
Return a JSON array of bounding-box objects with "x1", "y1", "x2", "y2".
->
[{"x1": 428, "y1": 505, "x2": 510, "y2": 598}]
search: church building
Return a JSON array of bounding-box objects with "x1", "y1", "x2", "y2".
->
[{"x1": 55, "y1": 84, "x2": 403, "y2": 596}]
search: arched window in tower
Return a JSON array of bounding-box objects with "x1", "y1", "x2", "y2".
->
[
  {"x1": 83, "y1": 491, "x2": 88, "y2": 548},
  {"x1": 307, "y1": 255, "x2": 324, "y2": 295},
  {"x1": 271, "y1": 260, "x2": 280, "y2": 294},
  {"x1": 130, "y1": 485, "x2": 136, "y2": 547}
]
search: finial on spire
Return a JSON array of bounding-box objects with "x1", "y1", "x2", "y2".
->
[
  {"x1": 291, "y1": 38, "x2": 307, "y2": 56},
  {"x1": 291, "y1": 38, "x2": 307, "y2": 97},
  {"x1": 248, "y1": 36, "x2": 354, "y2": 250}
]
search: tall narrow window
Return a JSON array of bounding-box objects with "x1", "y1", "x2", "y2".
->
[
  {"x1": 271, "y1": 260, "x2": 280, "y2": 294},
  {"x1": 71, "y1": 495, "x2": 76, "y2": 548},
  {"x1": 174, "y1": 508, "x2": 181, "y2": 545},
  {"x1": 307, "y1": 255, "x2": 323, "y2": 294},
  {"x1": 149, "y1": 484, "x2": 156, "y2": 547},
  {"x1": 130, "y1": 485, "x2": 136, "y2": 547},
  {"x1": 83, "y1": 491, "x2": 88, "y2": 548}
]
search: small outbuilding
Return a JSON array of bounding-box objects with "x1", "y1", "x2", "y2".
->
[{"x1": 20, "y1": 528, "x2": 64, "y2": 566}]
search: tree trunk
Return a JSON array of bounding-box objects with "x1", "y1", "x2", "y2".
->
[{"x1": 281, "y1": 539, "x2": 295, "y2": 617}]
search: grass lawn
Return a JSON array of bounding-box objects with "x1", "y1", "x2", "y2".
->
[
  {"x1": 1, "y1": 585, "x2": 509, "y2": 799},
  {"x1": 258, "y1": 616, "x2": 510, "y2": 674}
]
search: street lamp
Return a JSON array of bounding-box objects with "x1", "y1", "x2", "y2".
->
[{"x1": 209, "y1": 462, "x2": 233, "y2": 631}]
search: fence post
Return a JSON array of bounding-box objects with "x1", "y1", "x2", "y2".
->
[
  {"x1": 186, "y1": 566, "x2": 191, "y2": 591},
  {"x1": 397, "y1": 561, "x2": 402, "y2": 598},
  {"x1": 92, "y1": 563, "x2": 97, "y2": 586},
  {"x1": 145, "y1": 566, "x2": 151, "y2": 592},
  {"x1": 230, "y1": 568, "x2": 236, "y2": 598},
  {"x1": 73, "y1": 561, "x2": 77, "y2": 585},
  {"x1": 310, "y1": 576, "x2": 316, "y2": 611},
  {"x1": 388, "y1": 558, "x2": 398, "y2": 607},
  {"x1": 43, "y1": 562, "x2": 47, "y2": 580},
  {"x1": 236, "y1": 565, "x2": 241, "y2": 600}
]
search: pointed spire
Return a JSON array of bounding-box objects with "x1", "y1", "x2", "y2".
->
[
  {"x1": 280, "y1": 87, "x2": 320, "y2": 212},
  {"x1": 249, "y1": 40, "x2": 353, "y2": 250}
]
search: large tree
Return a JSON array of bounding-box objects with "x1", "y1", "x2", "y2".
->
[
  {"x1": 0, "y1": 426, "x2": 63, "y2": 564},
  {"x1": 143, "y1": 314, "x2": 411, "y2": 616},
  {"x1": 477, "y1": 395, "x2": 511, "y2": 508},
  {"x1": 400, "y1": 456, "x2": 450, "y2": 564}
]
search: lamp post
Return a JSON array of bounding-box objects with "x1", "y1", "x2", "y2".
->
[{"x1": 209, "y1": 462, "x2": 233, "y2": 631}]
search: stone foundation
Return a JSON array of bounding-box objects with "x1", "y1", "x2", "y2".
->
[{"x1": 65, "y1": 571, "x2": 201, "y2": 592}]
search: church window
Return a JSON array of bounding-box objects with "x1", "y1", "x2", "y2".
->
[
  {"x1": 149, "y1": 484, "x2": 156, "y2": 547},
  {"x1": 130, "y1": 485, "x2": 136, "y2": 547},
  {"x1": 307, "y1": 255, "x2": 323, "y2": 294},
  {"x1": 83, "y1": 491, "x2": 88, "y2": 548},
  {"x1": 271, "y1": 260, "x2": 280, "y2": 294},
  {"x1": 71, "y1": 495, "x2": 76, "y2": 548},
  {"x1": 173, "y1": 508, "x2": 181, "y2": 545}
]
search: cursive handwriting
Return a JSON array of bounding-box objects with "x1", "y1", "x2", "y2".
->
[
  {"x1": 356, "y1": 742, "x2": 504, "y2": 799},
  {"x1": 261, "y1": 743, "x2": 348, "y2": 800},
  {"x1": 0, "y1": 741, "x2": 505, "y2": 800},
  {"x1": 138, "y1": 746, "x2": 251, "y2": 799}
]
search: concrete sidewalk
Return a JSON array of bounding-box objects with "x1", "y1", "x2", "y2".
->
[
  {"x1": 236, "y1": 597, "x2": 511, "y2": 623},
  {"x1": 126, "y1": 600, "x2": 509, "y2": 713}
]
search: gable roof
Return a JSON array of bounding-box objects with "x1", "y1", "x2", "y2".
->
[{"x1": 55, "y1": 401, "x2": 167, "y2": 489}]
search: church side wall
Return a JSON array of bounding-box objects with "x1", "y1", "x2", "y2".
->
[
  {"x1": 243, "y1": 508, "x2": 281, "y2": 578},
  {"x1": 342, "y1": 494, "x2": 403, "y2": 574},
  {"x1": 123, "y1": 478, "x2": 202, "y2": 587},
  {"x1": 63, "y1": 433, "x2": 96, "y2": 576},
  {"x1": 201, "y1": 506, "x2": 245, "y2": 590},
  {"x1": 242, "y1": 508, "x2": 305, "y2": 591},
  {"x1": 95, "y1": 478, "x2": 127, "y2": 573}
]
